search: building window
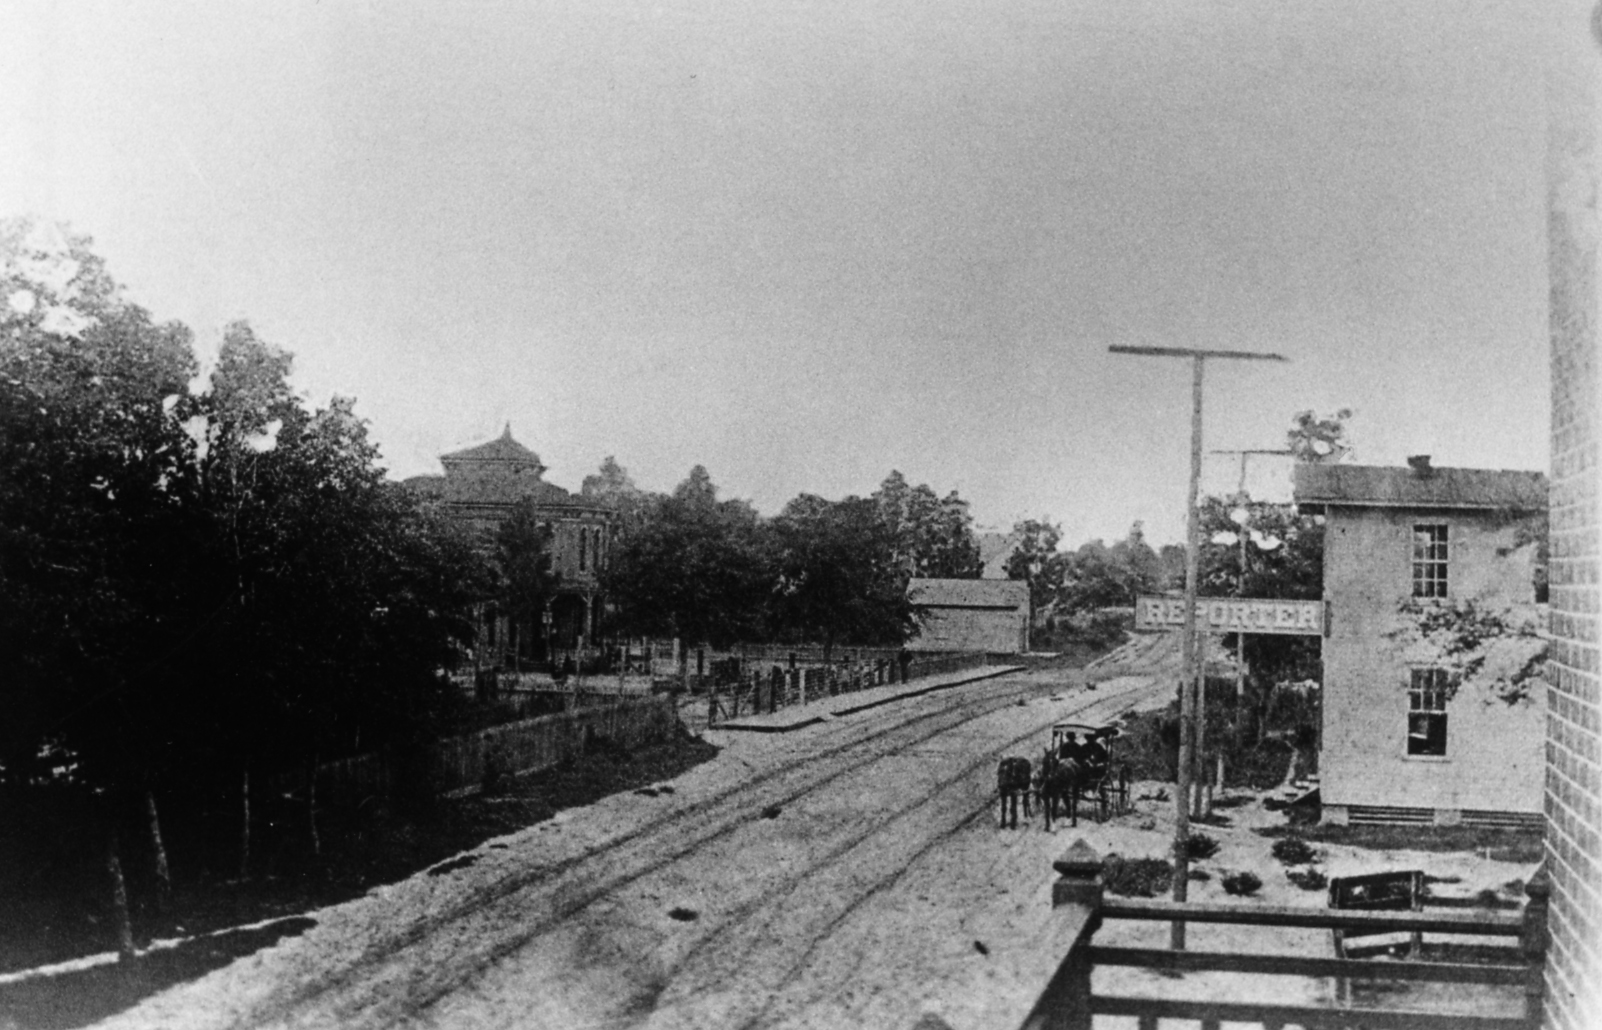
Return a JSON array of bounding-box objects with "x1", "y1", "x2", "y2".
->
[
  {"x1": 579, "y1": 528, "x2": 588, "y2": 572},
  {"x1": 1407, "y1": 668, "x2": 1449, "y2": 756},
  {"x1": 1412, "y1": 524, "x2": 1448, "y2": 598}
]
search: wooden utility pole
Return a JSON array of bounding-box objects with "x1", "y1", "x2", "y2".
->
[{"x1": 1109, "y1": 345, "x2": 1286, "y2": 949}]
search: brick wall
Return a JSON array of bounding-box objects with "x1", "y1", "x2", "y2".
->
[{"x1": 1545, "y1": 3, "x2": 1602, "y2": 1026}]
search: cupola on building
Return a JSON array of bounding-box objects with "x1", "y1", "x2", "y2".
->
[{"x1": 404, "y1": 426, "x2": 614, "y2": 661}]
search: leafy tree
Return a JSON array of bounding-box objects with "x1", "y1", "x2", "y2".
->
[
  {"x1": 2, "y1": 221, "x2": 491, "y2": 893},
  {"x1": 581, "y1": 455, "x2": 637, "y2": 499},
  {"x1": 601, "y1": 466, "x2": 771, "y2": 648},
  {"x1": 1192, "y1": 408, "x2": 1341, "y2": 739},
  {"x1": 581, "y1": 455, "x2": 648, "y2": 520},
  {"x1": 1287, "y1": 408, "x2": 1353, "y2": 464},
  {"x1": 1, "y1": 218, "x2": 197, "y2": 793},
  {"x1": 1110, "y1": 521, "x2": 1164, "y2": 596},
  {"x1": 165, "y1": 328, "x2": 490, "y2": 786},
  {"x1": 1195, "y1": 492, "x2": 1325, "y2": 725},
  {"x1": 1058, "y1": 523, "x2": 1165, "y2": 615},
  {"x1": 770, "y1": 494, "x2": 918, "y2": 654},
  {"x1": 872, "y1": 471, "x2": 982, "y2": 579},
  {"x1": 1196, "y1": 496, "x2": 1323, "y2": 603},
  {"x1": 1004, "y1": 518, "x2": 1070, "y2": 618},
  {"x1": 1157, "y1": 543, "x2": 1187, "y2": 591},
  {"x1": 494, "y1": 498, "x2": 561, "y2": 633}
]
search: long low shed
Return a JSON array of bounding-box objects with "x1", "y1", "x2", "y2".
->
[{"x1": 906, "y1": 578, "x2": 1030, "y2": 654}]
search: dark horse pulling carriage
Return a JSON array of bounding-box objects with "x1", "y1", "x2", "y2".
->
[{"x1": 998, "y1": 720, "x2": 1131, "y2": 830}]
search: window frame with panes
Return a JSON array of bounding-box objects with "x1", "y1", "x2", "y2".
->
[
  {"x1": 1407, "y1": 667, "x2": 1450, "y2": 757},
  {"x1": 1412, "y1": 523, "x2": 1449, "y2": 599}
]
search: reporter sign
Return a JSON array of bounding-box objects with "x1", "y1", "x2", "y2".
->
[{"x1": 1135, "y1": 595, "x2": 1324, "y2": 637}]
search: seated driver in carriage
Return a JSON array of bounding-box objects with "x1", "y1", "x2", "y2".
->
[
  {"x1": 1057, "y1": 732, "x2": 1088, "y2": 766},
  {"x1": 1081, "y1": 731, "x2": 1110, "y2": 782}
]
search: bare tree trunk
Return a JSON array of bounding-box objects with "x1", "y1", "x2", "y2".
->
[
  {"x1": 106, "y1": 833, "x2": 136, "y2": 962},
  {"x1": 144, "y1": 789, "x2": 172, "y2": 910},
  {"x1": 307, "y1": 757, "x2": 322, "y2": 858},
  {"x1": 239, "y1": 767, "x2": 251, "y2": 881},
  {"x1": 1278, "y1": 745, "x2": 1301, "y2": 791}
]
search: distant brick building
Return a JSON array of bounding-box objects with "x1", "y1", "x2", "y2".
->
[
  {"x1": 1295, "y1": 460, "x2": 1547, "y2": 828},
  {"x1": 907, "y1": 578, "x2": 1029, "y2": 654},
  {"x1": 404, "y1": 426, "x2": 614, "y2": 658}
]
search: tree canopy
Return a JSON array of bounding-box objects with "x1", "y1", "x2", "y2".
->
[
  {"x1": 1287, "y1": 408, "x2": 1353, "y2": 464},
  {"x1": 1, "y1": 219, "x2": 490, "y2": 798},
  {"x1": 1016, "y1": 521, "x2": 1166, "y2": 618},
  {"x1": 598, "y1": 468, "x2": 974, "y2": 651},
  {"x1": 600, "y1": 466, "x2": 771, "y2": 648},
  {"x1": 872, "y1": 471, "x2": 982, "y2": 579},
  {"x1": 494, "y1": 498, "x2": 561, "y2": 636},
  {"x1": 770, "y1": 493, "x2": 918, "y2": 653},
  {"x1": 1003, "y1": 518, "x2": 1070, "y2": 617}
]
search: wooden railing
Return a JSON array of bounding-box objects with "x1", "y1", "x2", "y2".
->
[{"x1": 1020, "y1": 840, "x2": 1549, "y2": 1030}]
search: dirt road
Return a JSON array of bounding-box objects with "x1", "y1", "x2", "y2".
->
[{"x1": 99, "y1": 668, "x2": 1164, "y2": 1030}]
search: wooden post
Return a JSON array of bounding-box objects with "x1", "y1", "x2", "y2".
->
[
  {"x1": 1522, "y1": 862, "x2": 1550, "y2": 1027},
  {"x1": 1168, "y1": 356, "x2": 1205, "y2": 945},
  {"x1": 106, "y1": 831, "x2": 136, "y2": 963},
  {"x1": 239, "y1": 767, "x2": 251, "y2": 881},
  {"x1": 1109, "y1": 344, "x2": 1287, "y2": 949},
  {"x1": 144, "y1": 788, "x2": 171, "y2": 910},
  {"x1": 307, "y1": 755, "x2": 321, "y2": 857},
  {"x1": 1047, "y1": 839, "x2": 1103, "y2": 1030}
]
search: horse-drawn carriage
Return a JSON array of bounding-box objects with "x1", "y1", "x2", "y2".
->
[
  {"x1": 997, "y1": 718, "x2": 1134, "y2": 830},
  {"x1": 1041, "y1": 720, "x2": 1132, "y2": 825},
  {"x1": 997, "y1": 718, "x2": 1134, "y2": 829}
]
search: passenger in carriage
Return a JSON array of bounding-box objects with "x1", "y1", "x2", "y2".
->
[
  {"x1": 1081, "y1": 732, "x2": 1110, "y2": 782},
  {"x1": 1058, "y1": 732, "x2": 1089, "y2": 765}
]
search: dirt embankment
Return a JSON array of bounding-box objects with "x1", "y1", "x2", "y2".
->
[{"x1": 0, "y1": 727, "x2": 719, "y2": 1030}]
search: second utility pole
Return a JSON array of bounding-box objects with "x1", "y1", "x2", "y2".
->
[{"x1": 1109, "y1": 345, "x2": 1286, "y2": 949}]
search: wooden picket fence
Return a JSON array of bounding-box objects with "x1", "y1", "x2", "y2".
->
[{"x1": 702, "y1": 650, "x2": 989, "y2": 726}]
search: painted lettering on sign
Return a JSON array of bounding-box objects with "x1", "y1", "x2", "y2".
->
[{"x1": 1135, "y1": 596, "x2": 1324, "y2": 636}]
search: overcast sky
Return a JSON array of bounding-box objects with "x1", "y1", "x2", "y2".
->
[{"x1": 1, "y1": 0, "x2": 1550, "y2": 545}]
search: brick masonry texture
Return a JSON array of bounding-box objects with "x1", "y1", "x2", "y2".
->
[{"x1": 1545, "y1": 4, "x2": 1602, "y2": 1027}]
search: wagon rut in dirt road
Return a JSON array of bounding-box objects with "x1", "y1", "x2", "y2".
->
[
  {"x1": 416, "y1": 677, "x2": 1152, "y2": 1030},
  {"x1": 151, "y1": 678, "x2": 1044, "y2": 1030},
  {"x1": 103, "y1": 671, "x2": 1157, "y2": 1030}
]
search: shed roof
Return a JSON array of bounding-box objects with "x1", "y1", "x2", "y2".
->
[
  {"x1": 908, "y1": 578, "x2": 1029, "y2": 609},
  {"x1": 1294, "y1": 463, "x2": 1547, "y2": 512}
]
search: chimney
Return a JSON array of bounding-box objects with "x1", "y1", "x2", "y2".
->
[{"x1": 1407, "y1": 455, "x2": 1434, "y2": 477}]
